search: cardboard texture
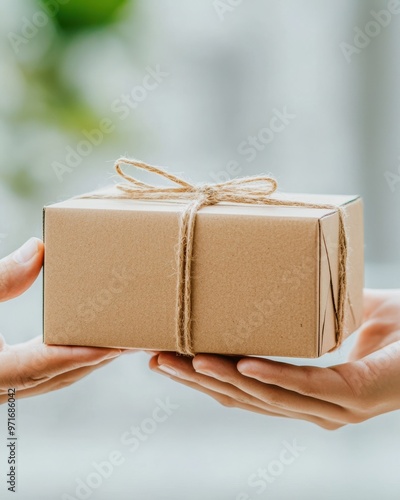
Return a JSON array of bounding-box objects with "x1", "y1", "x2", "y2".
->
[{"x1": 43, "y1": 192, "x2": 364, "y2": 357}]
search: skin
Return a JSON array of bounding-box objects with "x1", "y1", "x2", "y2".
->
[
  {"x1": 0, "y1": 238, "x2": 125, "y2": 404},
  {"x1": 150, "y1": 289, "x2": 400, "y2": 430}
]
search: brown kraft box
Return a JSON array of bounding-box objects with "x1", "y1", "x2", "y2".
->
[{"x1": 43, "y1": 191, "x2": 364, "y2": 358}]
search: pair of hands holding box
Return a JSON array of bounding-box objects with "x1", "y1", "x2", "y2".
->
[{"x1": 1, "y1": 238, "x2": 400, "y2": 430}]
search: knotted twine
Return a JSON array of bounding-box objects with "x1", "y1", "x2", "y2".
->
[{"x1": 83, "y1": 158, "x2": 348, "y2": 356}]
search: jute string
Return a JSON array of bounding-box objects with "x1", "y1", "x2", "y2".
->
[{"x1": 83, "y1": 158, "x2": 348, "y2": 356}]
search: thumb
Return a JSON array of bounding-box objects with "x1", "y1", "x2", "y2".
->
[{"x1": 0, "y1": 238, "x2": 44, "y2": 302}]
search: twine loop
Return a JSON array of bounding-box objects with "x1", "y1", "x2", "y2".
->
[
  {"x1": 88, "y1": 158, "x2": 348, "y2": 356},
  {"x1": 197, "y1": 184, "x2": 219, "y2": 203}
]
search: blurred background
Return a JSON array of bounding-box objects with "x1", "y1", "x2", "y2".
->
[{"x1": 1, "y1": 0, "x2": 400, "y2": 498}]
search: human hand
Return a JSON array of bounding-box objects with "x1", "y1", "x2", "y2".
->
[
  {"x1": 0, "y1": 238, "x2": 125, "y2": 403},
  {"x1": 150, "y1": 289, "x2": 400, "y2": 430}
]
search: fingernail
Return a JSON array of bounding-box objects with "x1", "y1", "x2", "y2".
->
[
  {"x1": 13, "y1": 238, "x2": 39, "y2": 264},
  {"x1": 158, "y1": 365, "x2": 177, "y2": 376}
]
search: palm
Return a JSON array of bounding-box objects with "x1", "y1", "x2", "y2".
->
[
  {"x1": 0, "y1": 335, "x2": 123, "y2": 403},
  {"x1": 349, "y1": 289, "x2": 400, "y2": 361}
]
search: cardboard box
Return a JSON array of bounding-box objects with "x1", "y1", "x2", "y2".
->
[{"x1": 43, "y1": 191, "x2": 364, "y2": 358}]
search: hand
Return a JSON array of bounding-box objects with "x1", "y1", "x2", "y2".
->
[
  {"x1": 0, "y1": 238, "x2": 124, "y2": 403},
  {"x1": 150, "y1": 289, "x2": 400, "y2": 430}
]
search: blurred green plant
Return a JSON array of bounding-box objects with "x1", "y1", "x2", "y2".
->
[
  {"x1": 2, "y1": 168, "x2": 38, "y2": 198},
  {"x1": 44, "y1": 0, "x2": 128, "y2": 32},
  {"x1": 3, "y1": 0, "x2": 133, "y2": 199}
]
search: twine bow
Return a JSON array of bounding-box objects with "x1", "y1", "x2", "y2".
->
[{"x1": 87, "y1": 158, "x2": 348, "y2": 356}]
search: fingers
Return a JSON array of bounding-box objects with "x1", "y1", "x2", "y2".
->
[
  {"x1": 0, "y1": 342, "x2": 123, "y2": 392},
  {"x1": 149, "y1": 356, "x2": 285, "y2": 418},
  {"x1": 4, "y1": 358, "x2": 115, "y2": 402},
  {"x1": 0, "y1": 238, "x2": 44, "y2": 302},
  {"x1": 155, "y1": 353, "x2": 279, "y2": 412},
  {"x1": 151, "y1": 353, "x2": 340, "y2": 428},
  {"x1": 193, "y1": 355, "x2": 351, "y2": 423},
  {"x1": 235, "y1": 357, "x2": 356, "y2": 405}
]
